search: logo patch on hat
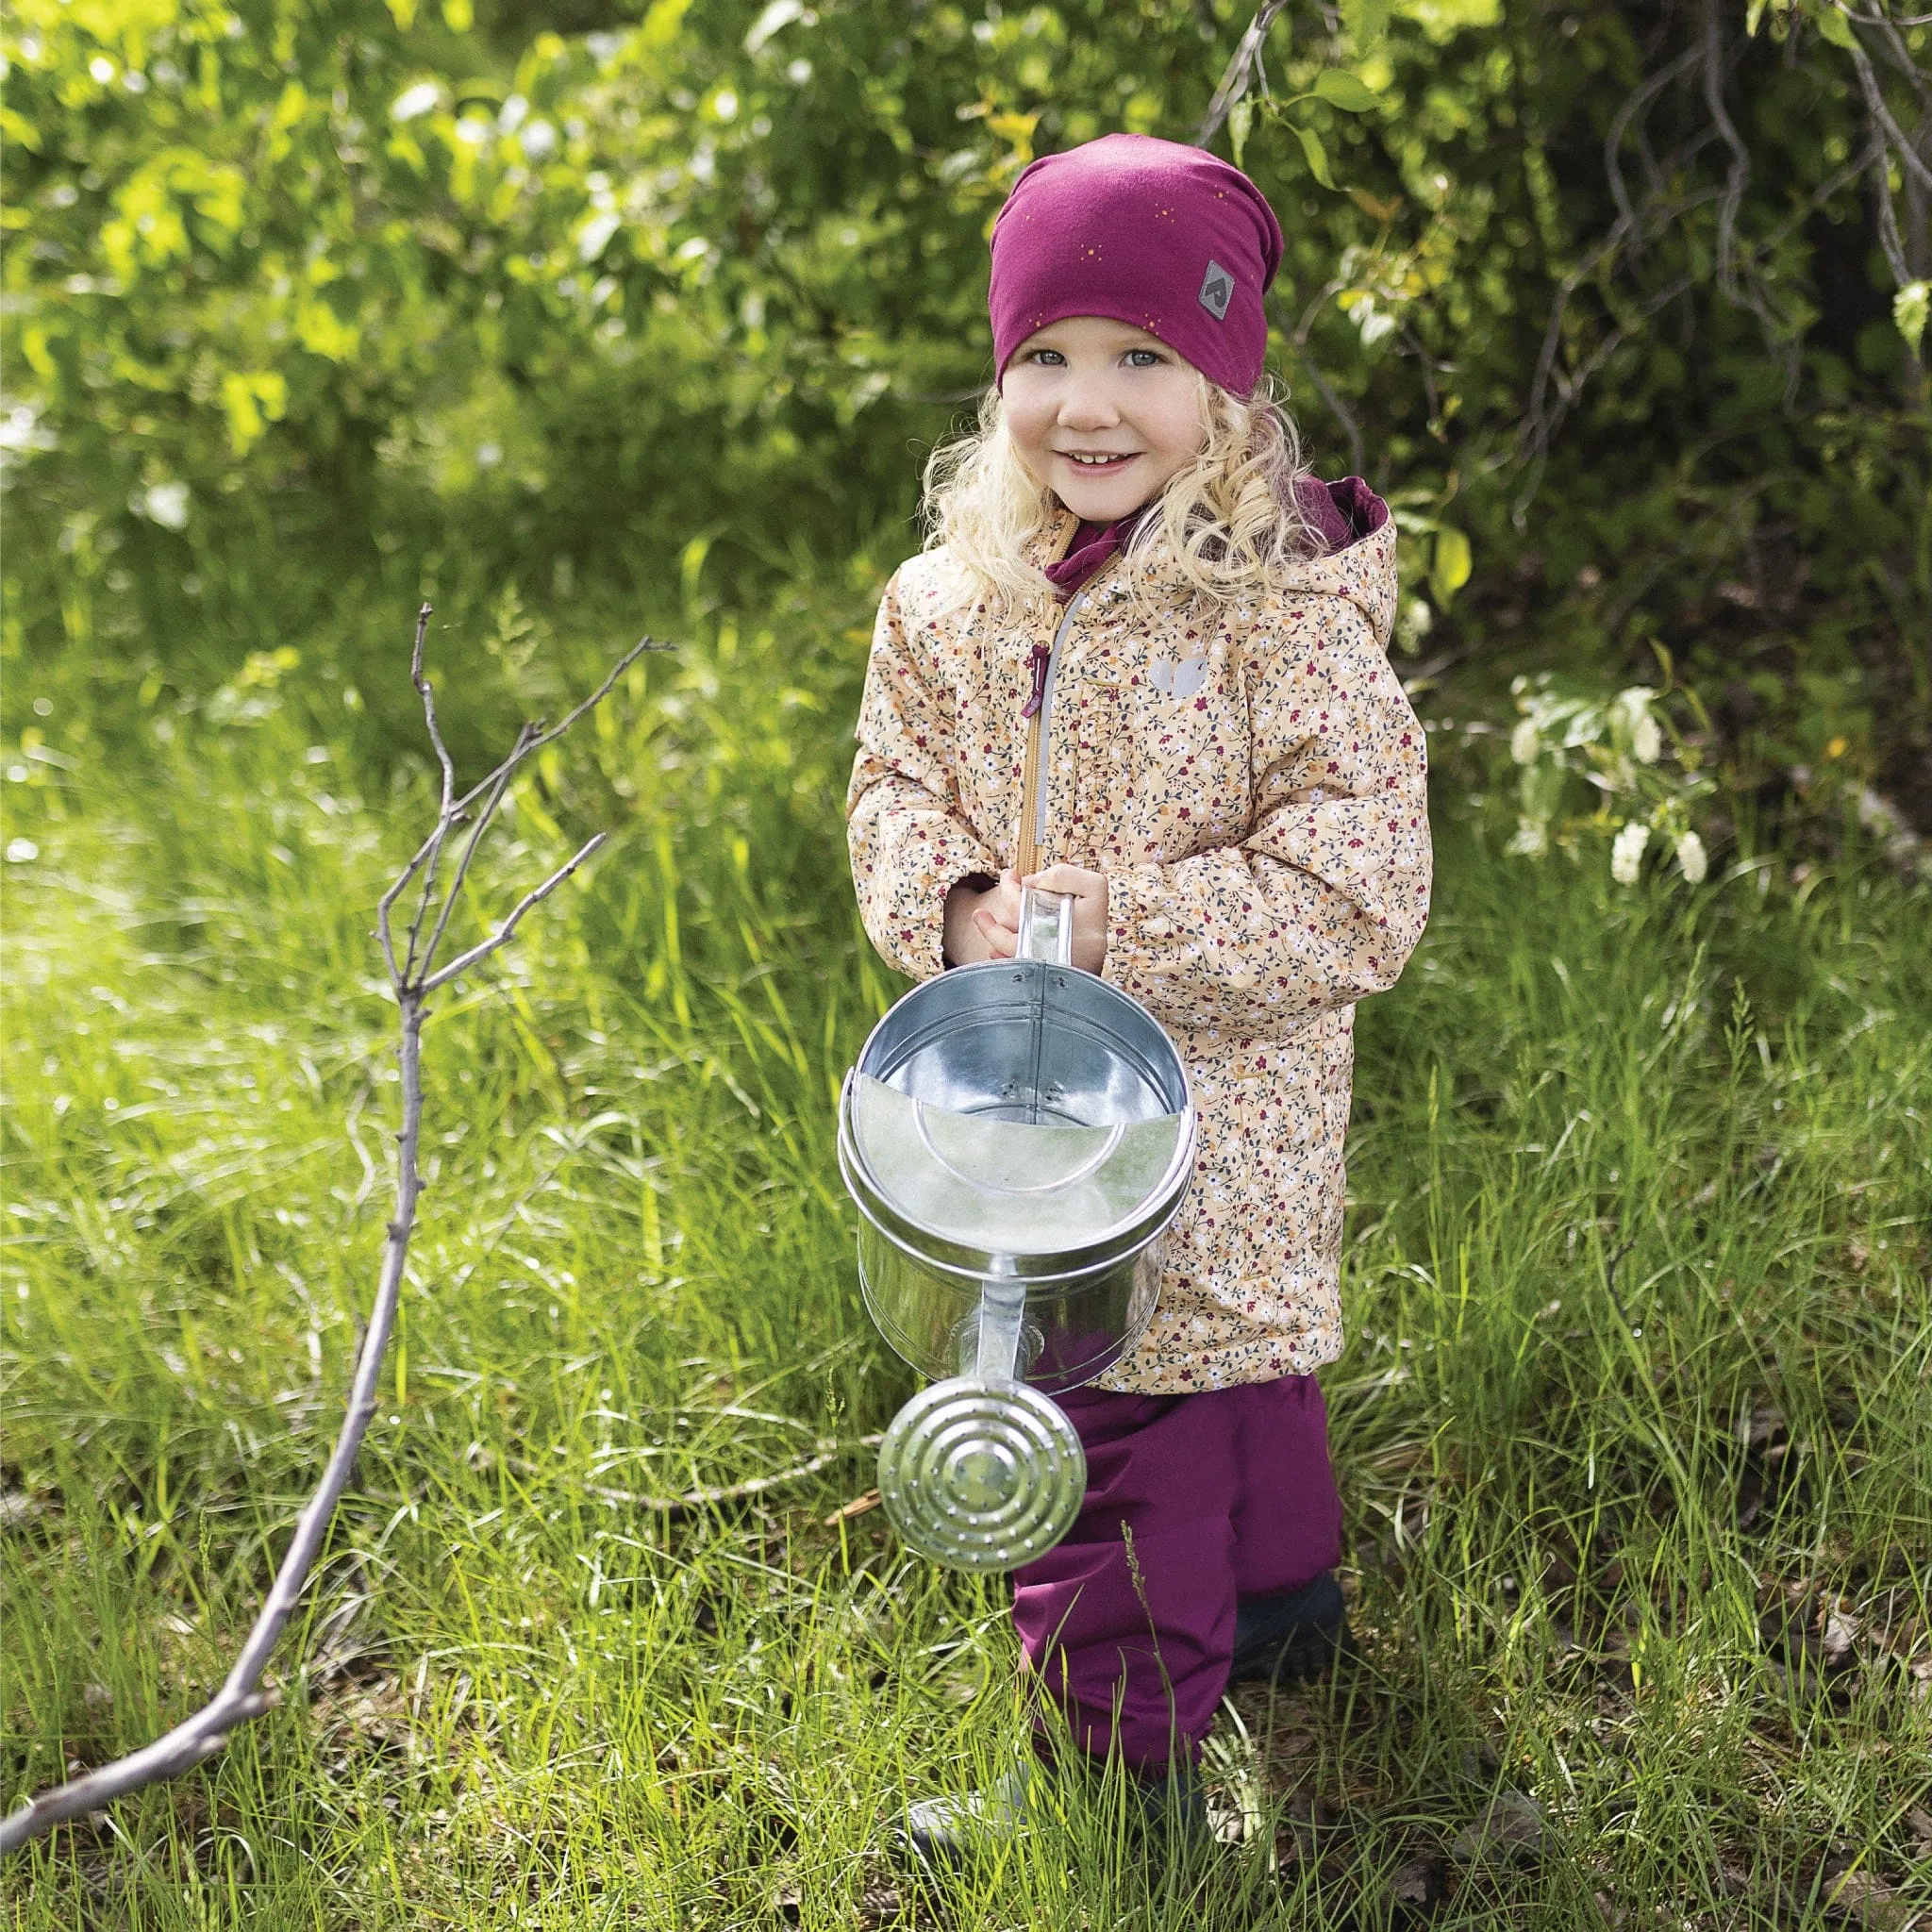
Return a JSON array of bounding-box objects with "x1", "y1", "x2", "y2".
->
[{"x1": 1198, "y1": 260, "x2": 1235, "y2": 321}]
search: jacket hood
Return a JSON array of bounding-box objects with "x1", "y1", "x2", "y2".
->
[{"x1": 1277, "y1": 477, "x2": 1397, "y2": 649}]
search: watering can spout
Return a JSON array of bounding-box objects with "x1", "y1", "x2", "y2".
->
[{"x1": 965, "y1": 1277, "x2": 1031, "y2": 1381}]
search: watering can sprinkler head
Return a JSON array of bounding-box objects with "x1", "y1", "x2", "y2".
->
[{"x1": 875, "y1": 1277, "x2": 1087, "y2": 1571}]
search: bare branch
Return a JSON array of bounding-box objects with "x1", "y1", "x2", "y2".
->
[
  {"x1": 1291, "y1": 343, "x2": 1368, "y2": 478},
  {"x1": 1196, "y1": 0, "x2": 1291, "y2": 147},
  {"x1": 1844, "y1": 26, "x2": 1932, "y2": 194},
  {"x1": 419, "y1": 832, "x2": 608, "y2": 994},
  {"x1": 409, "y1": 601, "x2": 457, "y2": 820},
  {"x1": 0, "y1": 605, "x2": 665, "y2": 1857},
  {"x1": 1269, "y1": 283, "x2": 1369, "y2": 478},
  {"x1": 415, "y1": 734, "x2": 529, "y2": 986},
  {"x1": 450, "y1": 634, "x2": 668, "y2": 820},
  {"x1": 1700, "y1": 0, "x2": 1754, "y2": 303},
  {"x1": 1604, "y1": 47, "x2": 1702, "y2": 244},
  {"x1": 398, "y1": 601, "x2": 462, "y2": 984}
]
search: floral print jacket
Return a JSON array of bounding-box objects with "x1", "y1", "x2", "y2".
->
[{"x1": 845, "y1": 489, "x2": 1431, "y2": 1392}]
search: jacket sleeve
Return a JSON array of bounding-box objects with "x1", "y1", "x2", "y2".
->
[
  {"x1": 846, "y1": 566, "x2": 1002, "y2": 981},
  {"x1": 1099, "y1": 596, "x2": 1431, "y2": 1033}
]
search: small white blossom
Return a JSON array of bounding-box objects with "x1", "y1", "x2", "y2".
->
[
  {"x1": 1675, "y1": 831, "x2": 1707, "y2": 884},
  {"x1": 1611, "y1": 820, "x2": 1650, "y2": 886},
  {"x1": 138, "y1": 481, "x2": 190, "y2": 529},
  {"x1": 1613, "y1": 687, "x2": 1662, "y2": 764},
  {"x1": 391, "y1": 80, "x2": 441, "y2": 122},
  {"x1": 1507, "y1": 815, "x2": 1549, "y2": 858},
  {"x1": 1509, "y1": 717, "x2": 1541, "y2": 766}
]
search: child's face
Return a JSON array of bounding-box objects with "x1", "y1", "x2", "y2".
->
[{"x1": 1002, "y1": 316, "x2": 1208, "y2": 523}]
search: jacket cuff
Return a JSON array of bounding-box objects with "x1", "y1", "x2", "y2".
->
[
  {"x1": 885, "y1": 832, "x2": 1003, "y2": 979},
  {"x1": 940, "y1": 871, "x2": 1000, "y2": 969},
  {"x1": 1099, "y1": 863, "x2": 1196, "y2": 1005}
]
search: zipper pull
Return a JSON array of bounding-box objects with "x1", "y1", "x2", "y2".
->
[{"x1": 1021, "y1": 641, "x2": 1052, "y2": 720}]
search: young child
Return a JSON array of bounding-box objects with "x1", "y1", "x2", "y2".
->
[{"x1": 846, "y1": 132, "x2": 1432, "y2": 1857}]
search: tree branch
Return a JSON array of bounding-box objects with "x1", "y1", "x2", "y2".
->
[
  {"x1": 0, "y1": 607, "x2": 668, "y2": 1857},
  {"x1": 1196, "y1": 0, "x2": 1291, "y2": 147},
  {"x1": 419, "y1": 833, "x2": 609, "y2": 993}
]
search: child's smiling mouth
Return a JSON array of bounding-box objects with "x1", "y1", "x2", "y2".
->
[{"x1": 1058, "y1": 450, "x2": 1140, "y2": 470}]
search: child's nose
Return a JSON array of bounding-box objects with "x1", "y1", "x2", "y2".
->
[{"x1": 1057, "y1": 377, "x2": 1122, "y2": 432}]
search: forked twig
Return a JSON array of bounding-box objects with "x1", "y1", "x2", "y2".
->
[
  {"x1": 1196, "y1": 0, "x2": 1291, "y2": 146},
  {"x1": 0, "y1": 605, "x2": 669, "y2": 1855}
]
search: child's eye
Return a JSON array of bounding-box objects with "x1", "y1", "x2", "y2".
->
[
  {"x1": 1031, "y1": 348, "x2": 1067, "y2": 366},
  {"x1": 1125, "y1": 349, "x2": 1163, "y2": 368}
]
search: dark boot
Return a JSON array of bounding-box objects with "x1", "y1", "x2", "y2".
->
[
  {"x1": 901, "y1": 1754, "x2": 1207, "y2": 1871},
  {"x1": 1227, "y1": 1571, "x2": 1351, "y2": 1687}
]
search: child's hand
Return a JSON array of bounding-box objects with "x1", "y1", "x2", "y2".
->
[
  {"x1": 943, "y1": 870, "x2": 1023, "y2": 966},
  {"x1": 945, "y1": 866, "x2": 1108, "y2": 972},
  {"x1": 1021, "y1": 864, "x2": 1109, "y2": 974}
]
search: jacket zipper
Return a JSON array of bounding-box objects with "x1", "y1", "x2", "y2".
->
[{"x1": 1015, "y1": 596, "x2": 1082, "y2": 878}]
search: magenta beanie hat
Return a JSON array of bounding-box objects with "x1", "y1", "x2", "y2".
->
[{"x1": 989, "y1": 132, "x2": 1285, "y2": 398}]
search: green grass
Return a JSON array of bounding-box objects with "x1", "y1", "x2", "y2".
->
[{"x1": 3, "y1": 593, "x2": 1929, "y2": 1929}]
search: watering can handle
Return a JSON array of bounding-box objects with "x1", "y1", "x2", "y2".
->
[{"x1": 1015, "y1": 885, "x2": 1075, "y2": 966}]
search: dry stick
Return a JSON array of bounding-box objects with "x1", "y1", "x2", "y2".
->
[
  {"x1": 1844, "y1": 26, "x2": 1932, "y2": 194},
  {"x1": 1195, "y1": 0, "x2": 1291, "y2": 147},
  {"x1": 0, "y1": 607, "x2": 668, "y2": 1856},
  {"x1": 512, "y1": 1435, "x2": 886, "y2": 1514}
]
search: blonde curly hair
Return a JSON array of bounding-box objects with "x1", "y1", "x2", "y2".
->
[{"x1": 920, "y1": 371, "x2": 1326, "y2": 615}]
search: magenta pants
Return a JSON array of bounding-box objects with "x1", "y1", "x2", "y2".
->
[{"x1": 1011, "y1": 1374, "x2": 1341, "y2": 1772}]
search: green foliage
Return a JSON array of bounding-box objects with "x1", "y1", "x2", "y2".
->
[
  {"x1": 1502, "y1": 674, "x2": 1718, "y2": 883},
  {"x1": 4, "y1": 0, "x2": 1927, "y2": 808}
]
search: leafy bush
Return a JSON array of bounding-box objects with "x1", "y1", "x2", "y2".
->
[{"x1": 2, "y1": 0, "x2": 1927, "y2": 806}]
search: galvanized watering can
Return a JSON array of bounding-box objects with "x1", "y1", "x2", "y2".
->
[{"x1": 838, "y1": 889, "x2": 1196, "y2": 1572}]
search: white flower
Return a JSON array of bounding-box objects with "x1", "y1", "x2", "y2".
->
[
  {"x1": 138, "y1": 481, "x2": 190, "y2": 529},
  {"x1": 1507, "y1": 815, "x2": 1549, "y2": 858},
  {"x1": 391, "y1": 80, "x2": 441, "y2": 122},
  {"x1": 1611, "y1": 820, "x2": 1649, "y2": 886},
  {"x1": 1509, "y1": 717, "x2": 1541, "y2": 766},
  {"x1": 1613, "y1": 687, "x2": 1662, "y2": 764},
  {"x1": 1675, "y1": 831, "x2": 1707, "y2": 884}
]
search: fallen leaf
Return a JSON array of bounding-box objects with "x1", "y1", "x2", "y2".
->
[
  {"x1": 1391, "y1": 1855, "x2": 1447, "y2": 1906},
  {"x1": 1452, "y1": 1790, "x2": 1545, "y2": 1864},
  {"x1": 1824, "y1": 1870, "x2": 1908, "y2": 1930},
  {"x1": 1821, "y1": 1605, "x2": 1859, "y2": 1664}
]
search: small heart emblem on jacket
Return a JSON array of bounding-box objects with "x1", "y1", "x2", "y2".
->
[{"x1": 1149, "y1": 658, "x2": 1209, "y2": 698}]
